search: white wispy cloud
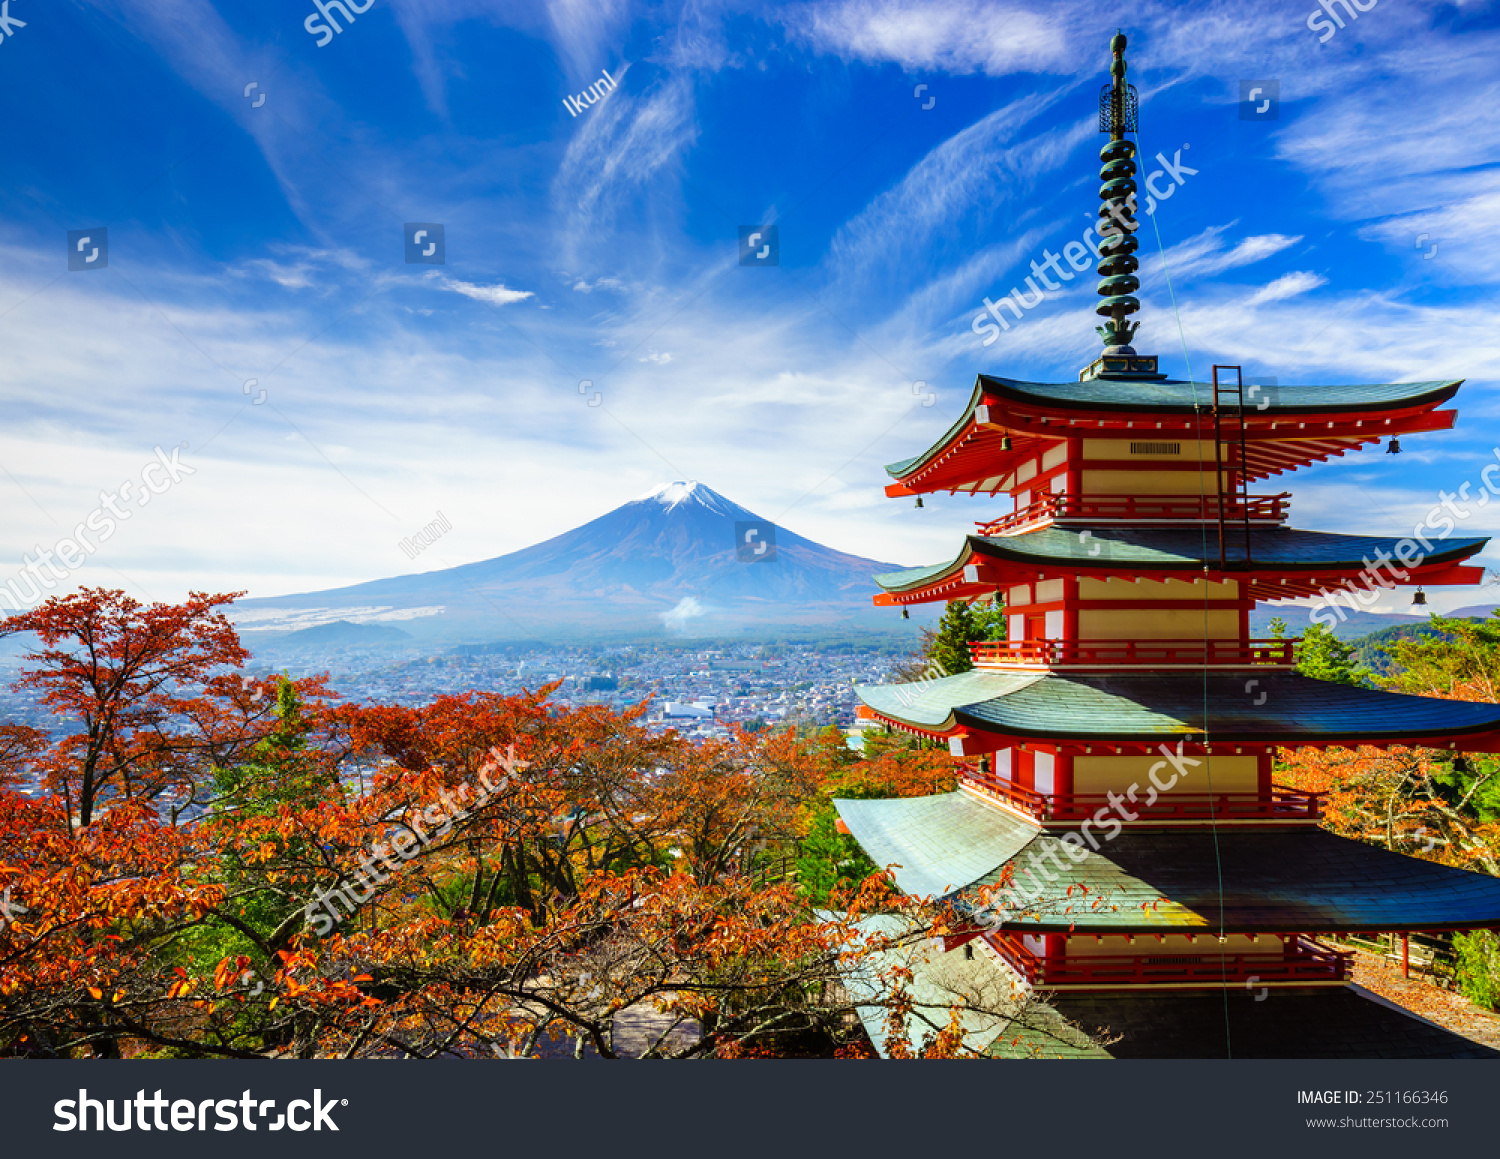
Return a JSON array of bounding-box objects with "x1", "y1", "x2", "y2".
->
[
  {"x1": 823, "y1": 91, "x2": 1079, "y2": 294},
  {"x1": 11, "y1": 0, "x2": 1500, "y2": 622},
  {"x1": 1151, "y1": 226, "x2": 1303, "y2": 282},
  {"x1": 1267, "y1": 18, "x2": 1500, "y2": 284},
  {"x1": 1245, "y1": 270, "x2": 1326, "y2": 306},
  {"x1": 572, "y1": 277, "x2": 627, "y2": 293},
  {"x1": 550, "y1": 66, "x2": 697, "y2": 265},
  {"x1": 440, "y1": 279, "x2": 535, "y2": 306},
  {"x1": 783, "y1": 0, "x2": 1073, "y2": 75},
  {"x1": 232, "y1": 246, "x2": 372, "y2": 291},
  {"x1": 546, "y1": 0, "x2": 633, "y2": 83}
]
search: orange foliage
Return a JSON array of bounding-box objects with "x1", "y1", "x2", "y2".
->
[
  {"x1": 1280, "y1": 745, "x2": 1500, "y2": 874},
  {"x1": 0, "y1": 591, "x2": 1018, "y2": 1059}
]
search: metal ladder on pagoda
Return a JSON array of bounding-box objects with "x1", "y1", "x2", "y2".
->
[{"x1": 1211, "y1": 365, "x2": 1253, "y2": 570}]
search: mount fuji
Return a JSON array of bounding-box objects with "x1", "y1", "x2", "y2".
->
[{"x1": 231, "y1": 482, "x2": 912, "y2": 644}]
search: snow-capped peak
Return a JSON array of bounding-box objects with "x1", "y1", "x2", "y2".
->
[
  {"x1": 633, "y1": 481, "x2": 750, "y2": 518},
  {"x1": 638, "y1": 481, "x2": 702, "y2": 509}
]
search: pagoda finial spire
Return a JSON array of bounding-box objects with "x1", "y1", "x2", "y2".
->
[{"x1": 1095, "y1": 31, "x2": 1141, "y2": 352}]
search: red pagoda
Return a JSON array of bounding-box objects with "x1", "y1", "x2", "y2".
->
[{"x1": 836, "y1": 33, "x2": 1500, "y2": 1057}]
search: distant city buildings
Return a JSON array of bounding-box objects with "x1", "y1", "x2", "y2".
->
[{"x1": 0, "y1": 638, "x2": 903, "y2": 799}]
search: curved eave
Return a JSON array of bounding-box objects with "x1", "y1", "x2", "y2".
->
[
  {"x1": 884, "y1": 375, "x2": 1464, "y2": 494},
  {"x1": 967, "y1": 528, "x2": 1488, "y2": 576},
  {"x1": 856, "y1": 671, "x2": 1500, "y2": 750},
  {"x1": 872, "y1": 529, "x2": 1488, "y2": 605},
  {"x1": 961, "y1": 823, "x2": 1500, "y2": 934},
  {"x1": 856, "y1": 669, "x2": 1043, "y2": 734},
  {"x1": 977, "y1": 374, "x2": 1462, "y2": 418},
  {"x1": 885, "y1": 379, "x2": 986, "y2": 481},
  {"x1": 834, "y1": 791, "x2": 1500, "y2": 934}
]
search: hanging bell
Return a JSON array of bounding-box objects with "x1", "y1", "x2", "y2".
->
[
  {"x1": 1411, "y1": 587, "x2": 1427, "y2": 607},
  {"x1": 915, "y1": 496, "x2": 924, "y2": 508},
  {"x1": 901, "y1": 608, "x2": 910, "y2": 620},
  {"x1": 999, "y1": 436, "x2": 1014, "y2": 452},
  {"x1": 1386, "y1": 438, "x2": 1402, "y2": 454}
]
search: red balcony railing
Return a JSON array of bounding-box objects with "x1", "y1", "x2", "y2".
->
[
  {"x1": 978, "y1": 492, "x2": 1290, "y2": 535},
  {"x1": 985, "y1": 932, "x2": 1351, "y2": 988},
  {"x1": 959, "y1": 765, "x2": 1324, "y2": 823},
  {"x1": 968, "y1": 638, "x2": 1295, "y2": 669}
]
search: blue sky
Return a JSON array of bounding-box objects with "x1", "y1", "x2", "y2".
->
[{"x1": 2, "y1": 0, "x2": 1499, "y2": 620}]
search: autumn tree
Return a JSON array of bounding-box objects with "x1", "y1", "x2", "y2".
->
[
  {"x1": 792, "y1": 727, "x2": 959, "y2": 904},
  {"x1": 1, "y1": 589, "x2": 269, "y2": 828},
  {"x1": 0, "y1": 590, "x2": 1051, "y2": 1060},
  {"x1": 1278, "y1": 609, "x2": 1500, "y2": 1004}
]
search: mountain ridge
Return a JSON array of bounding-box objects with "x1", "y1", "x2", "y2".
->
[{"x1": 233, "y1": 482, "x2": 917, "y2": 644}]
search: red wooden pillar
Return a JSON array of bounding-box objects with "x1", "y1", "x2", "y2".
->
[
  {"x1": 1063, "y1": 575, "x2": 1080, "y2": 642},
  {"x1": 1402, "y1": 933, "x2": 1410, "y2": 978},
  {"x1": 1058, "y1": 751, "x2": 1074, "y2": 799}
]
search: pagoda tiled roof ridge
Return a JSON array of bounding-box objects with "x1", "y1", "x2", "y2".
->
[
  {"x1": 885, "y1": 374, "x2": 1462, "y2": 484},
  {"x1": 973, "y1": 372, "x2": 1463, "y2": 417},
  {"x1": 872, "y1": 525, "x2": 1489, "y2": 593},
  {"x1": 855, "y1": 669, "x2": 1500, "y2": 746},
  {"x1": 833, "y1": 790, "x2": 1500, "y2": 934}
]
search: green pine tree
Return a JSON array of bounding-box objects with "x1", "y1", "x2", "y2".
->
[
  {"x1": 1294, "y1": 622, "x2": 1365, "y2": 686},
  {"x1": 1379, "y1": 609, "x2": 1500, "y2": 701},
  {"x1": 969, "y1": 598, "x2": 1008, "y2": 643},
  {"x1": 930, "y1": 600, "x2": 978, "y2": 675}
]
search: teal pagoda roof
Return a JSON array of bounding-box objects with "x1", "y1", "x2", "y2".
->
[
  {"x1": 834, "y1": 790, "x2": 1500, "y2": 933},
  {"x1": 857, "y1": 670, "x2": 1500, "y2": 746},
  {"x1": 874, "y1": 527, "x2": 1488, "y2": 592},
  {"x1": 972, "y1": 373, "x2": 1462, "y2": 420},
  {"x1": 886, "y1": 375, "x2": 1462, "y2": 488}
]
